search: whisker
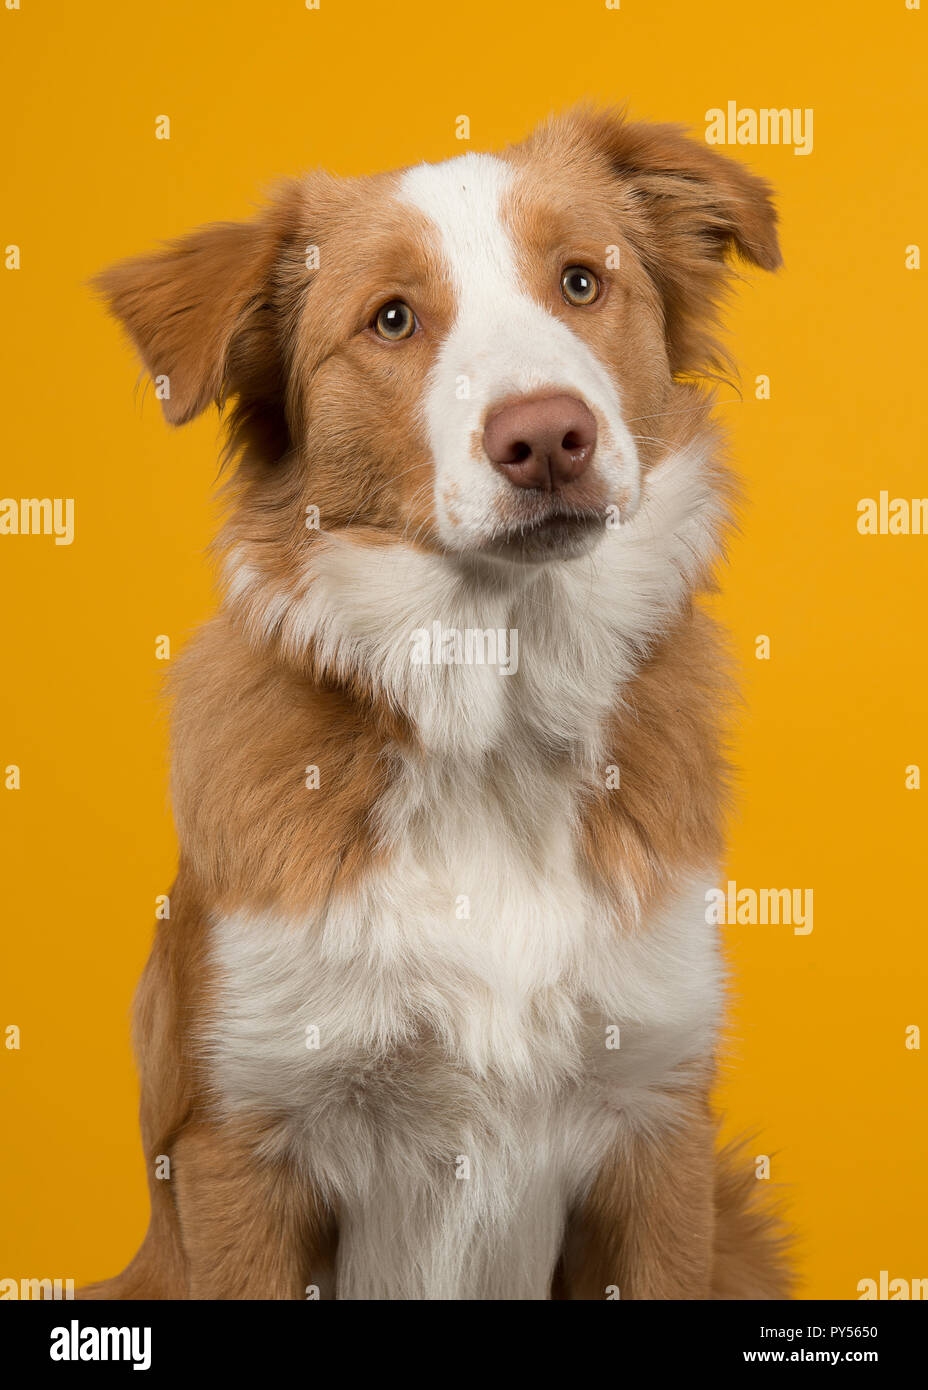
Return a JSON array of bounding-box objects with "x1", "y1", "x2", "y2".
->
[
  {"x1": 343, "y1": 460, "x2": 434, "y2": 528},
  {"x1": 624, "y1": 396, "x2": 743, "y2": 426}
]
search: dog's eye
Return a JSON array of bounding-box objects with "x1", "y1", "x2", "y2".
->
[
  {"x1": 560, "y1": 266, "x2": 600, "y2": 307},
  {"x1": 373, "y1": 300, "x2": 417, "y2": 341}
]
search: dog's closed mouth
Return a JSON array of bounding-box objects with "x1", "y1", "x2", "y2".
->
[{"x1": 485, "y1": 508, "x2": 608, "y2": 560}]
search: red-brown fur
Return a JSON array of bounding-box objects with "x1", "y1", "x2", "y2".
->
[{"x1": 81, "y1": 108, "x2": 792, "y2": 1300}]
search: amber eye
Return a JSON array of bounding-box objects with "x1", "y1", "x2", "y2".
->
[
  {"x1": 373, "y1": 300, "x2": 417, "y2": 341},
  {"x1": 560, "y1": 266, "x2": 600, "y2": 306}
]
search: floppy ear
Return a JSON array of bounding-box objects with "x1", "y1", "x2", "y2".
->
[
  {"x1": 567, "y1": 108, "x2": 782, "y2": 375},
  {"x1": 94, "y1": 187, "x2": 303, "y2": 436}
]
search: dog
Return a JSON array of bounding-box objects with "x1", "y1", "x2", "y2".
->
[{"x1": 82, "y1": 106, "x2": 790, "y2": 1300}]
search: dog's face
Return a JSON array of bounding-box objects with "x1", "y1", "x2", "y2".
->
[
  {"x1": 98, "y1": 109, "x2": 779, "y2": 572},
  {"x1": 299, "y1": 145, "x2": 662, "y2": 566}
]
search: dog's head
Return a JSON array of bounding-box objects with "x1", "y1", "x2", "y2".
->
[{"x1": 98, "y1": 108, "x2": 779, "y2": 574}]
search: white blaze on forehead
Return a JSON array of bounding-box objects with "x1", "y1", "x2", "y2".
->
[
  {"x1": 401, "y1": 153, "x2": 517, "y2": 308},
  {"x1": 398, "y1": 153, "x2": 642, "y2": 549}
]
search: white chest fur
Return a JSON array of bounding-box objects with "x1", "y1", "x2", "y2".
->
[{"x1": 205, "y1": 754, "x2": 722, "y2": 1299}]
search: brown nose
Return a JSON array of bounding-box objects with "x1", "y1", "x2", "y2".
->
[{"x1": 482, "y1": 394, "x2": 597, "y2": 490}]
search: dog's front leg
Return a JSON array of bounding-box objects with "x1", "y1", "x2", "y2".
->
[
  {"x1": 170, "y1": 1120, "x2": 335, "y2": 1299},
  {"x1": 559, "y1": 1087, "x2": 715, "y2": 1300}
]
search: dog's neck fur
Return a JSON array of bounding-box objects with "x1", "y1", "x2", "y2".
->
[
  {"x1": 206, "y1": 434, "x2": 730, "y2": 1300},
  {"x1": 224, "y1": 436, "x2": 727, "y2": 772}
]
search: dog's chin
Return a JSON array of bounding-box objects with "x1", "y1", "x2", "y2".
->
[{"x1": 479, "y1": 511, "x2": 609, "y2": 564}]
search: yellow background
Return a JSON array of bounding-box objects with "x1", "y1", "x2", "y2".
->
[{"x1": 1, "y1": 0, "x2": 925, "y2": 1300}]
